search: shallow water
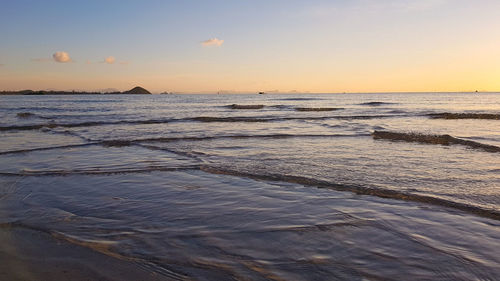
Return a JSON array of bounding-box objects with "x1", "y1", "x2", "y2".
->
[{"x1": 1, "y1": 93, "x2": 499, "y2": 279}]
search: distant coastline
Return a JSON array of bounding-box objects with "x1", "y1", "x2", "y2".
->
[
  {"x1": 2, "y1": 90, "x2": 499, "y2": 95},
  {"x1": 0, "y1": 86, "x2": 152, "y2": 95}
]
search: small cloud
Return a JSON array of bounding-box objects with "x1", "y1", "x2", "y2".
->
[
  {"x1": 99, "y1": 56, "x2": 127, "y2": 65},
  {"x1": 104, "y1": 56, "x2": 115, "y2": 64},
  {"x1": 201, "y1": 38, "x2": 224, "y2": 47},
  {"x1": 53, "y1": 51, "x2": 72, "y2": 63}
]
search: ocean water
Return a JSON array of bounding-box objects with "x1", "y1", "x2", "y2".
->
[{"x1": 0, "y1": 93, "x2": 499, "y2": 280}]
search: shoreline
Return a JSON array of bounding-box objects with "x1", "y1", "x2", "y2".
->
[{"x1": 1, "y1": 170, "x2": 500, "y2": 280}]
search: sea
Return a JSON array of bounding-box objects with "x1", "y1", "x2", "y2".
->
[{"x1": 0, "y1": 92, "x2": 499, "y2": 280}]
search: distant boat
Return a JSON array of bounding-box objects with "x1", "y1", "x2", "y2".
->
[{"x1": 258, "y1": 92, "x2": 266, "y2": 95}]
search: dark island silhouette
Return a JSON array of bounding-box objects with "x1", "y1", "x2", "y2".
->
[
  {"x1": 121, "y1": 86, "x2": 152, "y2": 95},
  {"x1": 0, "y1": 86, "x2": 152, "y2": 95}
]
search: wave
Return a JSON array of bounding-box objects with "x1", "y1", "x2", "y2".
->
[
  {"x1": 359, "y1": 102, "x2": 397, "y2": 106},
  {"x1": 15, "y1": 112, "x2": 53, "y2": 120},
  {"x1": 190, "y1": 115, "x2": 400, "y2": 122},
  {"x1": 268, "y1": 105, "x2": 293, "y2": 109},
  {"x1": 0, "y1": 114, "x2": 405, "y2": 131},
  {"x1": 190, "y1": 114, "x2": 404, "y2": 121},
  {"x1": 3, "y1": 106, "x2": 118, "y2": 113},
  {"x1": 372, "y1": 131, "x2": 500, "y2": 153},
  {"x1": 200, "y1": 167, "x2": 500, "y2": 221},
  {"x1": 173, "y1": 115, "x2": 397, "y2": 123},
  {"x1": 0, "y1": 166, "x2": 200, "y2": 177},
  {"x1": 189, "y1": 116, "x2": 272, "y2": 123},
  {"x1": 138, "y1": 133, "x2": 366, "y2": 143},
  {"x1": 0, "y1": 134, "x2": 367, "y2": 156},
  {"x1": 16, "y1": 112, "x2": 36, "y2": 118},
  {"x1": 295, "y1": 107, "x2": 343, "y2": 112},
  {"x1": 227, "y1": 104, "x2": 265, "y2": 109},
  {"x1": 387, "y1": 110, "x2": 408, "y2": 114},
  {"x1": 0, "y1": 119, "x2": 172, "y2": 131},
  {"x1": 0, "y1": 124, "x2": 56, "y2": 131},
  {"x1": 101, "y1": 134, "x2": 367, "y2": 149},
  {"x1": 0, "y1": 143, "x2": 97, "y2": 155},
  {"x1": 428, "y1": 113, "x2": 500, "y2": 120},
  {"x1": 100, "y1": 140, "x2": 137, "y2": 147}
]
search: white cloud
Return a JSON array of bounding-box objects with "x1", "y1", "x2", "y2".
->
[
  {"x1": 104, "y1": 56, "x2": 116, "y2": 64},
  {"x1": 201, "y1": 38, "x2": 224, "y2": 47},
  {"x1": 52, "y1": 51, "x2": 71, "y2": 63}
]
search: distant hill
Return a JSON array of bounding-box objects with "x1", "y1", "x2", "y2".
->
[
  {"x1": 0, "y1": 86, "x2": 153, "y2": 95},
  {"x1": 122, "y1": 86, "x2": 152, "y2": 95}
]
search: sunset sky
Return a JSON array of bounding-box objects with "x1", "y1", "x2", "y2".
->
[{"x1": 1, "y1": 0, "x2": 500, "y2": 93}]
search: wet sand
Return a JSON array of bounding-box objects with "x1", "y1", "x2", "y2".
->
[
  {"x1": 1, "y1": 170, "x2": 500, "y2": 280},
  {"x1": 0, "y1": 227, "x2": 174, "y2": 281}
]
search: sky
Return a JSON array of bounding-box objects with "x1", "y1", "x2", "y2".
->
[{"x1": 1, "y1": 0, "x2": 500, "y2": 93}]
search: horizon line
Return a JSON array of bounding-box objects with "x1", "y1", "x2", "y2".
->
[
  {"x1": 1, "y1": 89, "x2": 499, "y2": 95},
  {"x1": 1, "y1": 84, "x2": 498, "y2": 95}
]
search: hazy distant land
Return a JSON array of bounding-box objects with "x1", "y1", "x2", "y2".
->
[{"x1": 0, "y1": 86, "x2": 152, "y2": 95}]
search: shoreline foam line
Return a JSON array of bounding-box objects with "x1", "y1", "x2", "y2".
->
[{"x1": 200, "y1": 166, "x2": 500, "y2": 221}]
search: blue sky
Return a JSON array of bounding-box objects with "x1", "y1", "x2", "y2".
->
[{"x1": 1, "y1": 0, "x2": 500, "y2": 92}]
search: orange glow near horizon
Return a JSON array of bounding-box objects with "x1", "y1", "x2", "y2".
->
[{"x1": 1, "y1": 1, "x2": 500, "y2": 93}]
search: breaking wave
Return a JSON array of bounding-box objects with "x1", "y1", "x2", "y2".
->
[
  {"x1": 200, "y1": 166, "x2": 500, "y2": 220},
  {"x1": 359, "y1": 102, "x2": 397, "y2": 106},
  {"x1": 227, "y1": 104, "x2": 265, "y2": 109},
  {"x1": 16, "y1": 112, "x2": 37, "y2": 118},
  {"x1": 372, "y1": 131, "x2": 500, "y2": 153},
  {"x1": 295, "y1": 107, "x2": 343, "y2": 112},
  {"x1": 428, "y1": 113, "x2": 500, "y2": 120}
]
